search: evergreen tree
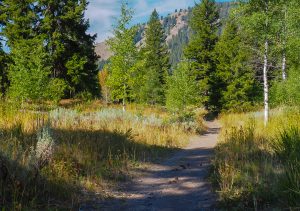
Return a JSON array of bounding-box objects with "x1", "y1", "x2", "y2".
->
[
  {"x1": 106, "y1": 2, "x2": 138, "y2": 111},
  {"x1": 166, "y1": 61, "x2": 200, "y2": 111},
  {"x1": 37, "y1": 0, "x2": 98, "y2": 96},
  {"x1": 215, "y1": 18, "x2": 258, "y2": 111},
  {"x1": 140, "y1": 9, "x2": 170, "y2": 105},
  {"x1": 184, "y1": 0, "x2": 219, "y2": 111},
  {"x1": 0, "y1": 42, "x2": 9, "y2": 96},
  {"x1": 0, "y1": 0, "x2": 37, "y2": 47},
  {"x1": 8, "y1": 38, "x2": 66, "y2": 102}
]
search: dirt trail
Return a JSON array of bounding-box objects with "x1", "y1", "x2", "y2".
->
[{"x1": 81, "y1": 121, "x2": 220, "y2": 211}]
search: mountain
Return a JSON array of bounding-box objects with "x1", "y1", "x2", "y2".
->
[{"x1": 96, "y1": 2, "x2": 233, "y2": 69}]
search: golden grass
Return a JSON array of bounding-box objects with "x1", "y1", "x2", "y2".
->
[
  {"x1": 213, "y1": 107, "x2": 300, "y2": 209},
  {"x1": 0, "y1": 100, "x2": 203, "y2": 209}
]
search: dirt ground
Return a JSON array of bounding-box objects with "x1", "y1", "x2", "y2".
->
[{"x1": 80, "y1": 121, "x2": 220, "y2": 211}]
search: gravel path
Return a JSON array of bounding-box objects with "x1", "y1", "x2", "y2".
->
[{"x1": 80, "y1": 121, "x2": 220, "y2": 211}]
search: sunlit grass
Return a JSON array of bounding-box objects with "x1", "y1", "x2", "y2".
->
[
  {"x1": 213, "y1": 107, "x2": 300, "y2": 209},
  {"x1": 0, "y1": 100, "x2": 205, "y2": 209}
]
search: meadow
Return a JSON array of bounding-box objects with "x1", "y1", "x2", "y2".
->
[
  {"x1": 212, "y1": 107, "x2": 300, "y2": 209},
  {"x1": 0, "y1": 100, "x2": 206, "y2": 209}
]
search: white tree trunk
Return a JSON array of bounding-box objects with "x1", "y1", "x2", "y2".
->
[
  {"x1": 263, "y1": 40, "x2": 269, "y2": 126},
  {"x1": 122, "y1": 84, "x2": 126, "y2": 112},
  {"x1": 282, "y1": 54, "x2": 287, "y2": 80},
  {"x1": 282, "y1": 7, "x2": 287, "y2": 81}
]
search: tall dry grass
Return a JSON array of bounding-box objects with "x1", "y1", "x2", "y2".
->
[
  {"x1": 0, "y1": 101, "x2": 204, "y2": 209},
  {"x1": 213, "y1": 107, "x2": 300, "y2": 209}
]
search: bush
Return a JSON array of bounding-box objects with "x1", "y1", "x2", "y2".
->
[
  {"x1": 75, "y1": 91, "x2": 93, "y2": 101},
  {"x1": 30, "y1": 125, "x2": 56, "y2": 170},
  {"x1": 271, "y1": 69, "x2": 300, "y2": 107},
  {"x1": 46, "y1": 78, "x2": 67, "y2": 103}
]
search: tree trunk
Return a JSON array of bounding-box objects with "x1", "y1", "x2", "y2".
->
[
  {"x1": 282, "y1": 53, "x2": 287, "y2": 80},
  {"x1": 123, "y1": 84, "x2": 126, "y2": 112},
  {"x1": 282, "y1": 6, "x2": 287, "y2": 81},
  {"x1": 263, "y1": 40, "x2": 269, "y2": 126}
]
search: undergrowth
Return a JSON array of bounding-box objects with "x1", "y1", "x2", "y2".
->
[
  {"x1": 0, "y1": 101, "x2": 206, "y2": 209},
  {"x1": 213, "y1": 107, "x2": 300, "y2": 209}
]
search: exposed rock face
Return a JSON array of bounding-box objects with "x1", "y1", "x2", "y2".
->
[
  {"x1": 95, "y1": 42, "x2": 112, "y2": 61},
  {"x1": 94, "y1": 2, "x2": 232, "y2": 63}
]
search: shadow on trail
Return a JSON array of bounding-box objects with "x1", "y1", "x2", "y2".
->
[
  {"x1": 0, "y1": 125, "x2": 180, "y2": 209},
  {"x1": 80, "y1": 123, "x2": 220, "y2": 211}
]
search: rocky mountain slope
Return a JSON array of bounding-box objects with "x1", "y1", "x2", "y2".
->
[{"x1": 96, "y1": 2, "x2": 232, "y2": 68}]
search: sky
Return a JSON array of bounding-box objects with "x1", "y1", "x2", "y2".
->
[
  {"x1": 1, "y1": 0, "x2": 230, "y2": 51},
  {"x1": 86, "y1": 0, "x2": 230, "y2": 43}
]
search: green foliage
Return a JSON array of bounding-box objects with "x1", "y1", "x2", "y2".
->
[
  {"x1": 1, "y1": 0, "x2": 98, "y2": 98},
  {"x1": 38, "y1": 0, "x2": 99, "y2": 96},
  {"x1": 8, "y1": 38, "x2": 66, "y2": 102},
  {"x1": 215, "y1": 18, "x2": 259, "y2": 112},
  {"x1": 271, "y1": 69, "x2": 300, "y2": 106},
  {"x1": 106, "y1": 2, "x2": 139, "y2": 105},
  {"x1": 0, "y1": 0, "x2": 37, "y2": 46},
  {"x1": 184, "y1": 0, "x2": 219, "y2": 111},
  {"x1": 8, "y1": 39, "x2": 50, "y2": 101},
  {"x1": 166, "y1": 61, "x2": 200, "y2": 112},
  {"x1": 140, "y1": 9, "x2": 170, "y2": 105},
  {"x1": 0, "y1": 42, "x2": 9, "y2": 96},
  {"x1": 168, "y1": 25, "x2": 189, "y2": 68},
  {"x1": 46, "y1": 78, "x2": 67, "y2": 103}
]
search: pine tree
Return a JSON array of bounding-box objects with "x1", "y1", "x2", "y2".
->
[
  {"x1": 140, "y1": 9, "x2": 170, "y2": 105},
  {"x1": 0, "y1": 0, "x2": 38, "y2": 97},
  {"x1": 0, "y1": 0, "x2": 37, "y2": 47},
  {"x1": 0, "y1": 42, "x2": 9, "y2": 96},
  {"x1": 215, "y1": 18, "x2": 258, "y2": 112},
  {"x1": 166, "y1": 61, "x2": 200, "y2": 111},
  {"x1": 184, "y1": 0, "x2": 219, "y2": 111},
  {"x1": 106, "y1": 2, "x2": 138, "y2": 111},
  {"x1": 37, "y1": 0, "x2": 98, "y2": 96}
]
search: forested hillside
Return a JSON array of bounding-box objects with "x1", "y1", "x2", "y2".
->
[{"x1": 96, "y1": 2, "x2": 232, "y2": 68}]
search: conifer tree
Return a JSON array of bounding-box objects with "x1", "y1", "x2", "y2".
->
[
  {"x1": 0, "y1": 0, "x2": 37, "y2": 47},
  {"x1": 37, "y1": 0, "x2": 98, "y2": 96},
  {"x1": 0, "y1": 0, "x2": 37, "y2": 96},
  {"x1": 215, "y1": 18, "x2": 258, "y2": 111},
  {"x1": 140, "y1": 9, "x2": 170, "y2": 105},
  {"x1": 106, "y1": 2, "x2": 138, "y2": 111},
  {"x1": 166, "y1": 61, "x2": 200, "y2": 111},
  {"x1": 184, "y1": 0, "x2": 219, "y2": 111},
  {"x1": 0, "y1": 42, "x2": 9, "y2": 96}
]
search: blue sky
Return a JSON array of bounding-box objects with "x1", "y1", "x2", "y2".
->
[
  {"x1": 1, "y1": 0, "x2": 230, "y2": 51},
  {"x1": 86, "y1": 0, "x2": 230, "y2": 43}
]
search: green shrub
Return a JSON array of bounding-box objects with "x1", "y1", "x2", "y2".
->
[
  {"x1": 271, "y1": 69, "x2": 300, "y2": 107},
  {"x1": 75, "y1": 91, "x2": 93, "y2": 101},
  {"x1": 46, "y1": 78, "x2": 67, "y2": 103}
]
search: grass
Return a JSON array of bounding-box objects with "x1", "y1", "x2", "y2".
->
[
  {"x1": 212, "y1": 107, "x2": 300, "y2": 209},
  {"x1": 0, "y1": 100, "x2": 206, "y2": 209}
]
